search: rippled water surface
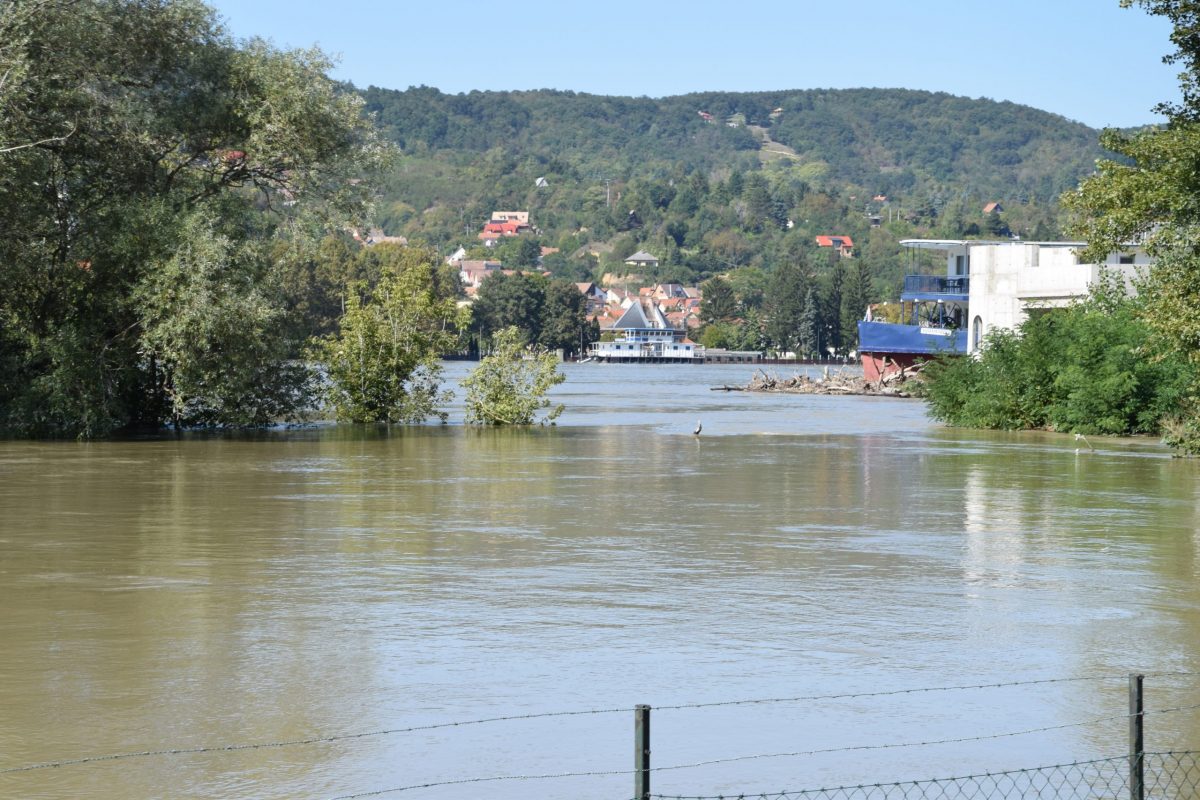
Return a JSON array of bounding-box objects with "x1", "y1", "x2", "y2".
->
[{"x1": 2, "y1": 363, "x2": 1200, "y2": 799}]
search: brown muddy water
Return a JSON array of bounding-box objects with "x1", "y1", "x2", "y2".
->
[{"x1": 2, "y1": 362, "x2": 1200, "y2": 799}]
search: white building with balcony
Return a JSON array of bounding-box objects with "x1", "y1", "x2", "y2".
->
[{"x1": 858, "y1": 239, "x2": 1149, "y2": 380}]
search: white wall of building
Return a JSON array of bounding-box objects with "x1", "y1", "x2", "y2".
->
[{"x1": 962, "y1": 243, "x2": 1147, "y2": 354}]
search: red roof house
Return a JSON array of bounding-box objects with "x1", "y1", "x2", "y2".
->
[{"x1": 815, "y1": 235, "x2": 855, "y2": 257}]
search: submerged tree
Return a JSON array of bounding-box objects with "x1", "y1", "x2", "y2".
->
[
  {"x1": 0, "y1": 0, "x2": 385, "y2": 436},
  {"x1": 463, "y1": 327, "x2": 565, "y2": 425},
  {"x1": 316, "y1": 250, "x2": 464, "y2": 423}
]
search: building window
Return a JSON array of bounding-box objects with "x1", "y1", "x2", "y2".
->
[
  {"x1": 972, "y1": 316, "x2": 983, "y2": 350},
  {"x1": 1119, "y1": 252, "x2": 1136, "y2": 265}
]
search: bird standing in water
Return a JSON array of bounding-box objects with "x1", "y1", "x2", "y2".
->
[{"x1": 694, "y1": 420, "x2": 702, "y2": 436}]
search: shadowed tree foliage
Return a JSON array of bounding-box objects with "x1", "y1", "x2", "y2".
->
[
  {"x1": 472, "y1": 272, "x2": 546, "y2": 342},
  {"x1": 841, "y1": 261, "x2": 876, "y2": 350},
  {"x1": 797, "y1": 286, "x2": 820, "y2": 359},
  {"x1": 539, "y1": 279, "x2": 593, "y2": 357},
  {"x1": 700, "y1": 276, "x2": 737, "y2": 323}
]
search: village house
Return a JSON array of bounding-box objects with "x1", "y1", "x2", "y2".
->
[
  {"x1": 815, "y1": 235, "x2": 854, "y2": 258},
  {"x1": 478, "y1": 211, "x2": 533, "y2": 247},
  {"x1": 491, "y1": 211, "x2": 529, "y2": 225},
  {"x1": 604, "y1": 287, "x2": 636, "y2": 308},
  {"x1": 456, "y1": 259, "x2": 502, "y2": 290},
  {"x1": 575, "y1": 282, "x2": 608, "y2": 314},
  {"x1": 624, "y1": 250, "x2": 660, "y2": 270},
  {"x1": 350, "y1": 228, "x2": 407, "y2": 247},
  {"x1": 652, "y1": 282, "x2": 687, "y2": 301}
]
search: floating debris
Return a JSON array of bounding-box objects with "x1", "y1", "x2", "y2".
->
[{"x1": 713, "y1": 365, "x2": 926, "y2": 397}]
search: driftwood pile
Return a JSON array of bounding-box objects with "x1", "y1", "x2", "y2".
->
[{"x1": 713, "y1": 363, "x2": 926, "y2": 397}]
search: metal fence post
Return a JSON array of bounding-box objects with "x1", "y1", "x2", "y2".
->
[
  {"x1": 635, "y1": 704, "x2": 651, "y2": 800},
  {"x1": 1130, "y1": 673, "x2": 1144, "y2": 800}
]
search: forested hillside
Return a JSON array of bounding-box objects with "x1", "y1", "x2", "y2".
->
[
  {"x1": 362, "y1": 86, "x2": 1106, "y2": 261},
  {"x1": 357, "y1": 85, "x2": 1116, "y2": 357}
]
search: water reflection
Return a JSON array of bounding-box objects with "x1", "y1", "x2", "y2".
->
[{"x1": 2, "y1": 366, "x2": 1200, "y2": 799}]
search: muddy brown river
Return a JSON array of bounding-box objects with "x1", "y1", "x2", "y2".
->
[{"x1": 2, "y1": 363, "x2": 1199, "y2": 799}]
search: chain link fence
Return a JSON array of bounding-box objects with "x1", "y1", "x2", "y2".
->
[{"x1": 650, "y1": 752, "x2": 1200, "y2": 800}]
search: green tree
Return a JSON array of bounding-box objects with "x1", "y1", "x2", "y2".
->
[
  {"x1": 0, "y1": 0, "x2": 383, "y2": 436},
  {"x1": 136, "y1": 212, "x2": 314, "y2": 428},
  {"x1": 700, "y1": 276, "x2": 738, "y2": 323},
  {"x1": 923, "y1": 279, "x2": 1194, "y2": 436},
  {"x1": 463, "y1": 326, "x2": 565, "y2": 425},
  {"x1": 495, "y1": 236, "x2": 543, "y2": 269},
  {"x1": 765, "y1": 259, "x2": 809, "y2": 353},
  {"x1": 316, "y1": 253, "x2": 463, "y2": 423},
  {"x1": 473, "y1": 272, "x2": 547, "y2": 341},
  {"x1": 797, "y1": 287, "x2": 820, "y2": 359},
  {"x1": 539, "y1": 279, "x2": 591, "y2": 356},
  {"x1": 725, "y1": 266, "x2": 769, "y2": 309},
  {"x1": 841, "y1": 261, "x2": 875, "y2": 350},
  {"x1": 821, "y1": 262, "x2": 846, "y2": 354},
  {"x1": 1064, "y1": 0, "x2": 1200, "y2": 449}
]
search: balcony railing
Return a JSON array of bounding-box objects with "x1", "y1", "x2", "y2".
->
[
  {"x1": 902, "y1": 275, "x2": 969, "y2": 295},
  {"x1": 857, "y1": 321, "x2": 968, "y2": 356}
]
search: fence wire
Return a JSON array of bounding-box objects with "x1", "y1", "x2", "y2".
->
[{"x1": 651, "y1": 751, "x2": 1200, "y2": 800}]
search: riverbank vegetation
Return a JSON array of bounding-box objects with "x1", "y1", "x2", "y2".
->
[{"x1": 922, "y1": 275, "x2": 1197, "y2": 439}]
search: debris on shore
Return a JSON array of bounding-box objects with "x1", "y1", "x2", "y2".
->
[{"x1": 712, "y1": 363, "x2": 926, "y2": 397}]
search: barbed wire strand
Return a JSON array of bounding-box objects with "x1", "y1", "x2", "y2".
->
[
  {"x1": 0, "y1": 707, "x2": 628, "y2": 775},
  {"x1": 5, "y1": 676, "x2": 1196, "y2": 778},
  {"x1": 321, "y1": 707, "x2": 1200, "y2": 800},
  {"x1": 0, "y1": 674, "x2": 1133, "y2": 775},
  {"x1": 654, "y1": 674, "x2": 1123, "y2": 712},
  {"x1": 647, "y1": 753, "x2": 1150, "y2": 800},
  {"x1": 1142, "y1": 671, "x2": 1200, "y2": 679}
]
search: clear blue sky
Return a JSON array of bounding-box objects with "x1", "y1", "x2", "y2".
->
[{"x1": 207, "y1": 0, "x2": 1180, "y2": 129}]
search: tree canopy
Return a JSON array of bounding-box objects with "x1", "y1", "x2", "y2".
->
[
  {"x1": 315, "y1": 247, "x2": 464, "y2": 424},
  {"x1": 1065, "y1": 0, "x2": 1200, "y2": 450},
  {"x1": 0, "y1": 0, "x2": 384, "y2": 436},
  {"x1": 462, "y1": 326, "x2": 565, "y2": 425}
]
